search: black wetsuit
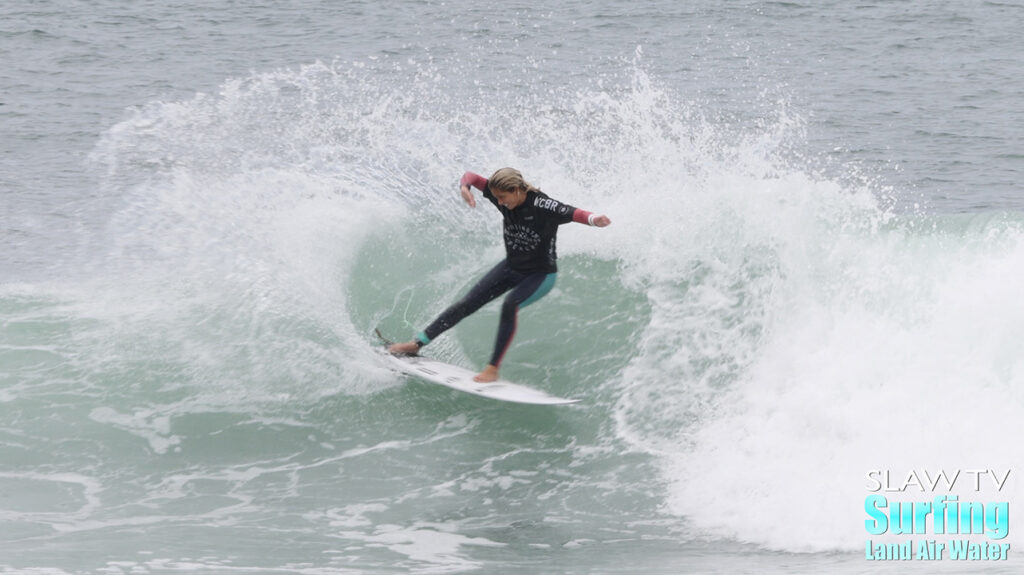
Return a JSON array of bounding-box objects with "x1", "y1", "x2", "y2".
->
[
  {"x1": 415, "y1": 180, "x2": 589, "y2": 368},
  {"x1": 487, "y1": 187, "x2": 578, "y2": 274}
]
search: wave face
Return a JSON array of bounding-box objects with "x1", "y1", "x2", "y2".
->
[{"x1": 3, "y1": 56, "x2": 1024, "y2": 571}]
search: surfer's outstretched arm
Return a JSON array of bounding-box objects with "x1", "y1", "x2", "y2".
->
[
  {"x1": 459, "y1": 171, "x2": 488, "y2": 207},
  {"x1": 570, "y1": 209, "x2": 612, "y2": 227},
  {"x1": 460, "y1": 171, "x2": 488, "y2": 190}
]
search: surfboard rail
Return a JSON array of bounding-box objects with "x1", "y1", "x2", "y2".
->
[{"x1": 375, "y1": 331, "x2": 578, "y2": 405}]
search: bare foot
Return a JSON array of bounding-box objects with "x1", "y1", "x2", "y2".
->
[
  {"x1": 388, "y1": 341, "x2": 420, "y2": 356},
  {"x1": 473, "y1": 365, "x2": 499, "y2": 383}
]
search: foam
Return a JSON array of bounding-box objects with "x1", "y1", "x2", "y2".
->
[
  {"x1": 595, "y1": 71, "x2": 1024, "y2": 551},
  {"x1": 73, "y1": 57, "x2": 1024, "y2": 554}
]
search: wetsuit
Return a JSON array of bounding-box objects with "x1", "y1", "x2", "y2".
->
[{"x1": 414, "y1": 172, "x2": 597, "y2": 368}]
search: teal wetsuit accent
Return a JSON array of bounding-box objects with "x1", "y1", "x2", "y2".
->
[{"x1": 520, "y1": 273, "x2": 556, "y2": 308}]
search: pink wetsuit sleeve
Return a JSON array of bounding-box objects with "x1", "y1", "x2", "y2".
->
[
  {"x1": 572, "y1": 208, "x2": 595, "y2": 225},
  {"x1": 460, "y1": 171, "x2": 488, "y2": 191}
]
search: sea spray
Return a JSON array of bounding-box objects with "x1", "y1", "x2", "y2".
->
[
  {"x1": 67, "y1": 56, "x2": 1024, "y2": 555},
  {"x1": 594, "y1": 80, "x2": 1024, "y2": 550}
]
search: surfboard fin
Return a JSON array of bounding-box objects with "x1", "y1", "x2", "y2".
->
[{"x1": 373, "y1": 328, "x2": 395, "y2": 346}]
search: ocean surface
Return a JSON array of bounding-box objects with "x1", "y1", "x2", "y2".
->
[{"x1": 3, "y1": 1, "x2": 1023, "y2": 573}]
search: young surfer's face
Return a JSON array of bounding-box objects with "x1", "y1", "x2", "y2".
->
[{"x1": 493, "y1": 187, "x2": 526, "y2": 209}]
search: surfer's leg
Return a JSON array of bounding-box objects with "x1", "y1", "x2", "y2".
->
[
  {"x1": 478, "y1": 272, "x2": 557, "y2": 379},
  {"x1": 416, "y1": 261, "x2": 518, "y2": 346},
  {"x1": 390, "y1": 263, "x2": 516, "y2": 355}
]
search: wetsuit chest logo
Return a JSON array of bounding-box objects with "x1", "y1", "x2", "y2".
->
[{"x1": 504, "y1": 224, "x2": 542, "y2": 252}]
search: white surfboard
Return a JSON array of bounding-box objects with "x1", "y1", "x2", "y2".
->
[{"x1": 381, "y1": 352, "x2": 579, "y2": 406}]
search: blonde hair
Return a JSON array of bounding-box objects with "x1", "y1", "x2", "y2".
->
[{"x1": 489, "y1": 167, "x2": 539, "y2": 194}]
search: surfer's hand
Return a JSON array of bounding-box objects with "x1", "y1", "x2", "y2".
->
[
  {"x1": 592, "y1": 215, "x2": 611, "y2": 227},
  {"x1": 460, "y1": 185, "x2": 476, "y2": 208}
]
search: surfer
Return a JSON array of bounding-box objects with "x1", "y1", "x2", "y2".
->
[{"x1": 388, "y1": 168, "x2": 611, "y2": 382}]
